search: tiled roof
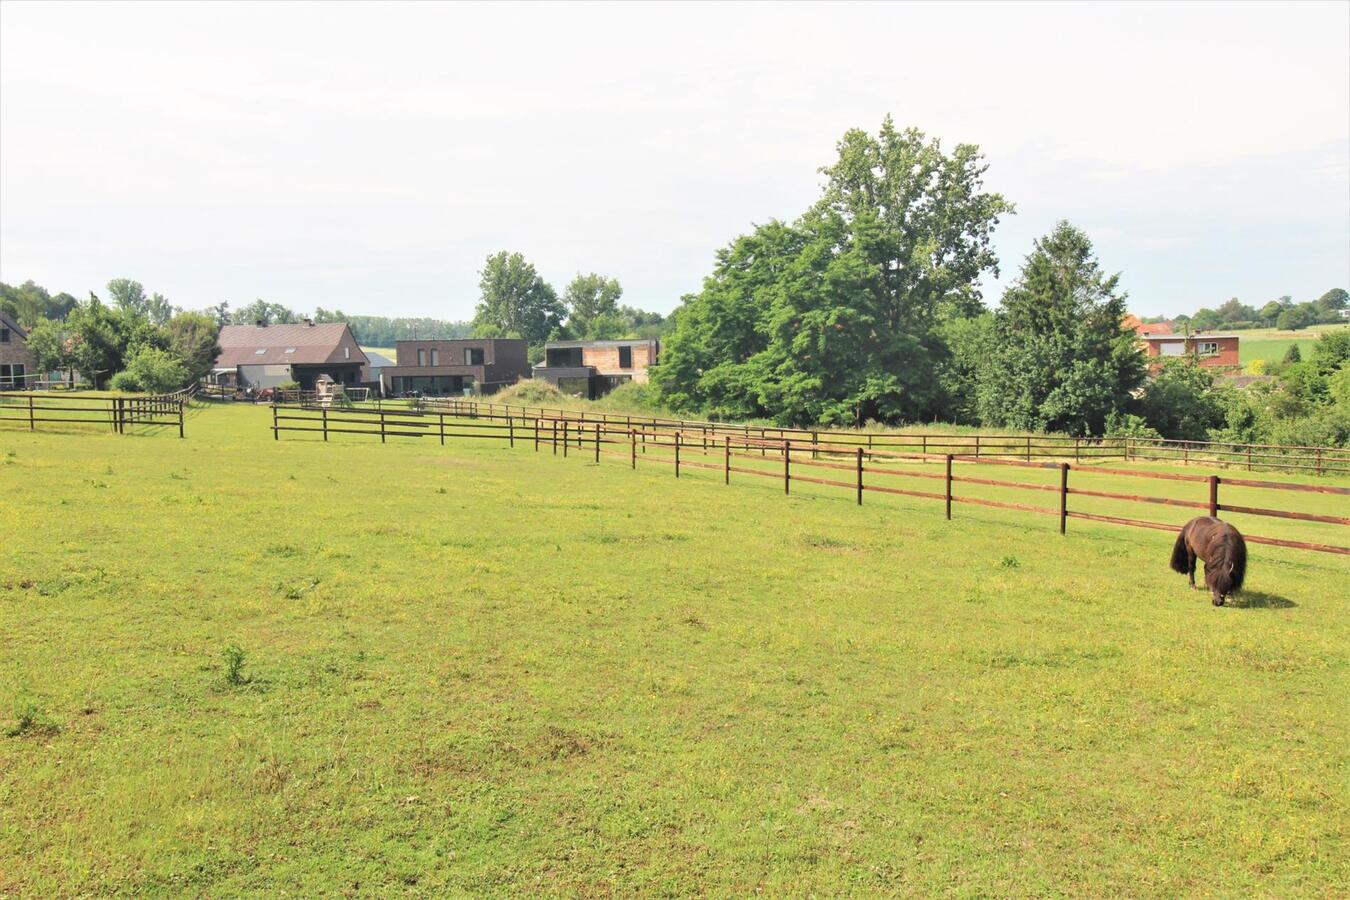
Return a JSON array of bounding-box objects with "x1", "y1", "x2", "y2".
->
[{"x1": 216, "y1": 323, "x2": 367, "y2": 367}]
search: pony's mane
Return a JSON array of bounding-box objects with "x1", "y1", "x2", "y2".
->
[{"x1": 1206, "y1": 526, "x2": 1247, "y2": 595}]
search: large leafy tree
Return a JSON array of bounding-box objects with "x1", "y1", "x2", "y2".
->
[
  {"x1": 472, "y1": 252, "x2": 564, "y2": 342},
  {"x1": 652, "y1": 117, "x2": 1012, "y2": 426},
  {"x1": 0, "y1": 280, "x2": 77, "y2": 327},
  {"x1": 107, "y1": 278, "x2": 175, "y2": 326},
  {"x1": 231, "y1": 299, "x2": 299, "y2": 326},
  {"x1": 63, "y1": 296, "x2": 127, "y2": 388},
  {"x1": 166, "y1": 312, "x2": 222, "y2": 382},
  {"x1": 975, "y1": 221, "x2": 1144, "y2": 436},
  {"x1": 563, "y1": 273, "x2": 623, "y2": 339}
]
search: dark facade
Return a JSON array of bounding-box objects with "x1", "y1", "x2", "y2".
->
[{"x1": 382, "y1": 339, "x2": 529, "y2": 396}]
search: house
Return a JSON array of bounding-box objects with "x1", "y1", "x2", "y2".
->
[
  {"x1": 0, "y1": 310, "x2": 37, "y2": 389},
  {"x1": 360, "y1": 350, "x2": 395, "y2": 386},
  {"x1": 532, "y1": 339, "x2": 659, "y2": 399},
  {"x1": 1138, "y1": 321, "x2": 1173, "y2": 336},
  {"x1": 381, "y1": 338, "x2": 529, "y2": 396},
  {"x1": 1142, "y1": 333, "x2": 1240, "y2": 370},
  {"x1": 212, "y1": 321, "x2": 368, "y2": 391}
]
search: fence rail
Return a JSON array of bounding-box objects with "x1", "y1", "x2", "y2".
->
[
  {"x1": 414, "y1": 398, "x2": 1350, "y2": 475},
  {"x1": 0, "y1": 391, "x2": 188, "y2": 436},
  {"x1": 268, "y1": 404, "x2": 1349, "y2": 556}
]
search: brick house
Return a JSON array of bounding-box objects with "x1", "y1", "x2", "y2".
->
[
  {"x1": 381, "y1": 338, "x2": 529, "y2": 396},
  {"x1": 532, "y1": 339, "x2": 659, "y2": 399},
  {"x1": 0, "y1": 311, "x2": 38, "y2": 389},
  {"x1": 1142, "y1": 333, "x2": 1240, "y2": 370},
  {"x1": 213, "y1": 321, "x2": 368, "y2": 390}
]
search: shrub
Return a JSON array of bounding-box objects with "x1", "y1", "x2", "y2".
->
[
  {"x1": 491, "y1": 380, "x2": 567, "y2": 406},
  {"x1": 222, "y1": 644, "x2": 248, "y2": 686},
  {"x1": 1282, "y1": 344, "x2": 1302, "y2": 364},
  {"x1": 277, "y1": 380, "x2": 301, "y2": 392},
  {"x1": 109, "y1": 347, "x2": 189, "y2": 393}
]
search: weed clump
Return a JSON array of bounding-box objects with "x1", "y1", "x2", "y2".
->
[
  {"x1": 222, "y1": 644, "x2": 249, "y2": 686},
  {"x1": 7, "y1": 696, "x2": 59, "y2": 738}
]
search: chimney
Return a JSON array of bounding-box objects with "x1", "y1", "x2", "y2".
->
[
  {"x1": 305, "y1": 318, "x2": 314, "y2": 326},
  {"x1": 256, "y1": 319, "x2": 267, "y2": 327}
]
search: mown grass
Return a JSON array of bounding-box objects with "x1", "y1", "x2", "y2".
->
[
  {"x1": 1, "y1": 404, "x2": 1347, "y2": 895},
  {"x1": 1237, "y1": 322, "x2": 1348, "y2": 366}
]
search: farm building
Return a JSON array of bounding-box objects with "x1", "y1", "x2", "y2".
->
[
  {"x1": 0, "y1": 310, "x2": 37, "y2": 389},
  {"x1": 212, "y1": 321, "x2": 369, "y2": 391},
  {"x1": 1142, "y1": 332, "x2": 1240, "y2": 370},
  {"x1": 532, "y1": 339, "x2": 659, "y2": 399},
  {"x1": 381, "y1": 339, "x2": 529, "y2": 396},
  {"x1": 360, "y1": 350, "x2": 395, "y2": 386}
]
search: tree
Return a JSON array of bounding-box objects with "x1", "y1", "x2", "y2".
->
[
  {"x1": 974, "y1": 221, "x2": 1144, "y2": 436},
  {"x1": 1137, "y1": 358, "x2": 1228, "y2": 440},
  {"x1": 1315, "y1": 288, "x2": 1348, "y2": 311},
  {"x1": 109, "y1": 347, "x2": 188, "y2": 393},
  {"x1": 563, "y1": 273, "x2": 622, "y2": 338},
  {"x1": 653, "y1": 117, "x2": 1012, "y2": 426},
  {"x1": 1217, "y1": 297, "x2": 1257, "y2": 324},
  {"x1": 1190, "y1": 308, "x2": 1223, "y2": 331},
  {"x1": 1282, "y1": 343, "x2": 1302, "y2": 364},
  {"x1": 166, "y1": 312, "x2": 221, "y2": 382},
  {"x1": 231, "y1": 299, "x2": 298, "y2": 326},
  {"x1": 1276, "y1": 304, "x2": 1315, "y2": 331},
  {"x1": 63, "y1": 296, "x2": 126, "y2": 388},
  {"x1": 472, "y1": 252, "x2": 564, "y2": 342},
  {"x1": 24, "y1": 319, "x2": 73, "y2": 378},
  {"x1": 1259, "y1": 300, "x2": 1284, "y2": 326}
]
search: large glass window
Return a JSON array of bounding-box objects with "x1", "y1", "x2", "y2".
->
[
  {"x1": 431, "y1": 348, "x2": 439, "y2": 366},
  {"x1": 464, "y1": 347, "x2": 484, "y2": 365},
  {"x1": 417, "y1": 348, "x2": 426, "y2": 366},
  {"x1": 618, "y1": 345, "x2": 632, "y2": 368}
]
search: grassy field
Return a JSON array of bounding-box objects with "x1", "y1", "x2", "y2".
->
[
  {"x1": 2, "y1": 404, "x2": 1347, "y2": 895},
  {"x1": 1237, "y1": 322, "x2": 1348, "y2": 366}
]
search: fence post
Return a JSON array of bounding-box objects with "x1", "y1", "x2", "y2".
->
[
  {"x1": 594, "y1": 424, "x2": 600, "y2": 463},
  {"x1": 533, "y1": 417, "x2": 539, "y2": 452},
  {"x1": 674, "y1": 431, "x2": 681, "y2": 478},
  {"x1": 563, "y1": 420, "x2": 569, "y2": 458},
  {"x1": 272, "y1": 403, "x2": 278, "y2": 441},
  {"x1": 1316, "y1": 448, "x2": 1324, "y2": 476},
  {"x1": 379, "y1": 410, "x2": 386, "y2": 444},
  {"x1": 784, "y1": 440, "x2": 791, "y2": 495},
  {"x1": 812, "y1": 430, "x2": 818, "y2": 460},
  {"x1": 322, "y1": 408, "x2": 328, "y2": 442},
  {"x1": 28, "y1": 395, "x2": 35, "y2": 431},
  {"x1": 1059, "y1": 463, "x2": 1069, "y2": 535},
  {"x1": 945, "y1": 454, "x2": 953, "y2": 520},
  {"x1": 1209, "y1": 475, "x2": 1219, "y2": 518},
  {"x1": 1246, "y1": 446, "x2": 1252, "y2": 471},
  {"x1": 178, "y1": 398, "x2": 185, "y2": 439},
  {"x1": 922, "y1": 434, "x2": 928, "y2": 455},
  {"x1": 724, "y1": 435, "x2": 731, "y2": 484},
  {"x1": 1074, "y1": 438, "x2": 1081, "y2": 462},
  {"x1": 975, "y1": 435, "x2": 981, "y2": 458},
  {"x1": 509, "y1": 416, "x2": 515, "y2": 448},
  {"x1": 1026, "y1": 436, "x2": 1031, "y2": 461},
  {"x1": 1125, "y1": 438, "x2": 1132, "y2": 462},
  {"x1": 856, "y1": 446, "x2": 863, "y2": 505},
  {"x1": 631, "y1": 429, "x2": 636, "y2": 469},
  {"x1": 440, "y1": 413, "x2": 445, "y2": 446},
  {"x1": 552, "y1": 420, "x2": 558, "y2": 455}
]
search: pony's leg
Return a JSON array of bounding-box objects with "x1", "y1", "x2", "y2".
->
[{"x1": 1188, "y1": 551, "x2": 1197, "y2": 589}]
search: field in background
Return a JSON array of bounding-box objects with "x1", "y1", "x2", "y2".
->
[
  {"x1": 1236, "y1": 322, "x2": 1347, "y2": 365},
  {"x1": 2, "y1": 404, "x2": 1347, "y2": 894}
]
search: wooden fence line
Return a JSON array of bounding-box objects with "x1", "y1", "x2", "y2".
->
[
  {"x1": 268, "y1": 405, "x2": 1348, "y2": 556},
  {"x1": 0, "y1": 391, "x2": 188, "y2": 437}
]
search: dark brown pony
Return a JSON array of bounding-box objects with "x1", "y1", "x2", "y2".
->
[{"x1": 1170, "y1": 516, "x2": 1247, "y2": 606}]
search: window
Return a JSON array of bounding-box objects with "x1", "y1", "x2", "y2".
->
[
  {"x1": 618, "y1": 345, "x2": 632, "y2": 368},
  {"x1": 1159, "y1": 342, "x2": 1184, "y2": 357},
  {"x1": 1197, "y1": 341, "x2": 1219, "y2": 357},
  {"x1": 255, "y1": 348, "x2": 267, "y2": 355},
  {"x1": 0, "y1": 327, "x2": 9, "y2": 343},
  {"x1": 464, "y1": 347, "x2": 484, "y2": 365},
  {"x1": 284, "y1": 347, "x2": 296, "y2": 354},
  {"x1": 344, "y1": 347, "x2": 350, "y2": 360},
  {"x1": 430, "y1": 348, "x2": 439, "y2": 366},
  {"x1": 417, "y1": 348, "x2": 426, "y2": 366}
]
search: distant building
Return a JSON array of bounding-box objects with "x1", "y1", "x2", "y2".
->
[
  {"x1": 1142, "y1": 333, "x2": 1240, "y2": 370},
  {"x1": 212, "y1": 321, "x2": 368, "y2": 390},
  {"x1": 360, "y1": 350, "x2": 395, "y2": 386},
  {"x1": 1137, "y1": 321, "x2": 1173, "y2": 336},
  {"x1": 532, "y1": 339, "x2": 659, "y2": 399},
  {"x1": 0, "y1": 310, "x2": 37, "y2": 389},
  {"x1": 381, "y1": 338, "x2": 529, "y2": 396}
]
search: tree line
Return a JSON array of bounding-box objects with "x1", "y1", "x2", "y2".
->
[
  {"x1": 641, "y1": 116, "x2": 1348, "y2": 447},
  {"x1": 1169, "y1": 290, "x2": 1347, "y2": 333}
]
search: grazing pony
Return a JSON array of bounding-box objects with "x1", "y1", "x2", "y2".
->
[{"x1": 1170, "y1": 516, "x2": 1247, "y2": 606}]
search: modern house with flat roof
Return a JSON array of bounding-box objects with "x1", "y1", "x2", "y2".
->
[
  {"x1": 0, "y1": 310, "x2": 37, "y2": 389},
  {"x1": 1142, "y1": 332, "x2": 1240, "y2": 371},
  {"x1": 213, "y1": 321, "x2": 368, "y2": 390},
  {"x1": 532, "y1": 338, "x2": 659, "y2": 399},
  {"x1": 381, "y1": 338, "x2": 529, "y2": 396}
]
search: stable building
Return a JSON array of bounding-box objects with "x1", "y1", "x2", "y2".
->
[
  {"x1": 532, "y1": 339, "x2": 659, "y2": 399},
  {"x1": 212, "y1": 321, "x2": 368, "y2": 391},
  {"x1": 381, "y1": 338, "x2": 529, "y2": 396}
]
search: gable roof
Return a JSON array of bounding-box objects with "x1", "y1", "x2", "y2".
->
[
  {"x1": 0, "y1": 310, "x2": 28, "y2": 340},
  {"x1": 216, "y1": 322, "x2": 368, "y2": 367},
  {"x1": 1137, "y1": 321, "x2": 1172, "y2": 336}
]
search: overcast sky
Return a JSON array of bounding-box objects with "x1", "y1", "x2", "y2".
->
[{"x1": 1, "y1": 1, "x2": 1347, "y2": 321}]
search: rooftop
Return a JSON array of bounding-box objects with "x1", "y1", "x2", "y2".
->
[{"x1": 216, "y1": 322, "x2": 367, "y2": 367}]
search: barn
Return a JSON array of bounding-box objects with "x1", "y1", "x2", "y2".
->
[{"x1": 212, "y1": 321, "x2": 369, "y2": 391}]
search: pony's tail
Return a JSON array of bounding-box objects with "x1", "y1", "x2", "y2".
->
[
  {"x1": 1170, "y1": 527, "x2": 1191, "y2": 574},
  {"x1": 1227, "y1": 531, "x2": 1247, "y2": 593}
]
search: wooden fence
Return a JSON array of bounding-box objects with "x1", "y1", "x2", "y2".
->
[
  {"x1": 0, "y1": 390, "x2": 189, "y2": 436},
  {"x1": 269, "y1": 404, "x2": 1349, "y2": 556},
  {"x1": 417, "y1": 398, "x2": 1350, "y2": 475}
]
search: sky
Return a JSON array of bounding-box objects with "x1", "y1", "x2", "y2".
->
[{"x1": 1, "y1": 1, "x2": 1347, "y2": 321}]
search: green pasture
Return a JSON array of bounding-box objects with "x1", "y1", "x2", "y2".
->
[
  {"x1": 1237, "y1": 322, "x2": 1348, "y2": 366},
  {"x1": 1, "y1": 403, "x2": 1347, "y2": 895}
]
